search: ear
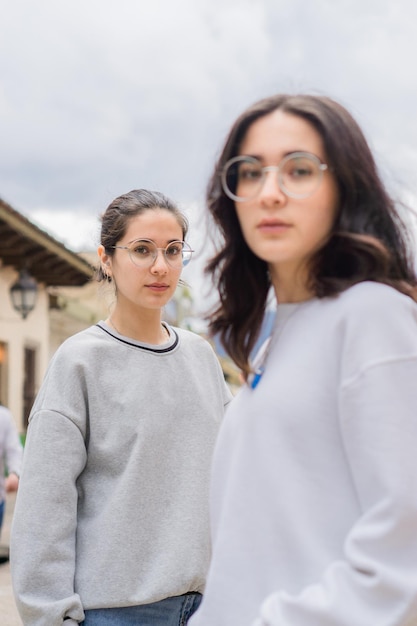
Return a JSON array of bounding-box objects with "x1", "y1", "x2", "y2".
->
[
  {"x1": 97, "y1": 245, "x2": 113, "y2": 282},
  {"x1": 98, "y1": 244, "x2": 111, "y2": 268}
]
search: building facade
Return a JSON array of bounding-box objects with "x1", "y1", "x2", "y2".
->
[{"x1": 0, "y1": 199, "x2": 97, "y2": 433}]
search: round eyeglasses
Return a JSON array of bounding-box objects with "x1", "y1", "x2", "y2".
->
[
  {"x1": 221, "y1": 151, "x2": 328, "y2": 202},
  {"x1": 112, "y1": 239, "x2": 193, "y2": 268}
]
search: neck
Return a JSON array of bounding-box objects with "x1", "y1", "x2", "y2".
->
[
  {"x1": 269, "y1": 264, "x2": 313, "y2": 304},
  {"x1": 106, "y1": 309, "x2": 169, "y2": 345}
]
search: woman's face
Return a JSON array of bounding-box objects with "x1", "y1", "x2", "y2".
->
[
  {"x1": 233, "y1": 109, "x2": 339, "y2": 300},
  {"x1": 99, "y1": 208, "x2": 184, "y2": 314}
]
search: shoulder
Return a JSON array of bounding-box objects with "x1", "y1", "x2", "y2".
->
[
  {"x1": 329, "y1": 282, "x2": 417, "y2": 368},
  {"x1": 44, "y1": 325, "x2": 109, "y2": 380},
  {"x1": 174, "y1": 327, "x2": 214, "y2": 350},
  {"x1": 52, "y1": 324, "x2": 108, "y2": 357},
  {"x1": 30, "y1": 328, "x2": 105, "y2": 421},
  {"x1": 287, "y1": 282, "x2": 417, "y2": 339},
  {"x1": 173, "y1": 326, "x2": 225, "y2": 367},
  {"x1": 330, "y1": 281, "x2": 417, "y2": 331},
  {"x1": 337, "y1": 281, "x2": 416, "y2": 311}
]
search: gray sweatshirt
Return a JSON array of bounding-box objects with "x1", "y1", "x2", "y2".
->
[{"x1": 11, "y1": 322, "x2": 232, "y2": 626}]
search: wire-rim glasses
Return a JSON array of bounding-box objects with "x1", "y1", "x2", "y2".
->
[
  {"x1": 112, "y1": 239, "x2": 193, "y2": 268},
  {"x1": 221, "y1": 151, "x2": 328, "y2": 202}
]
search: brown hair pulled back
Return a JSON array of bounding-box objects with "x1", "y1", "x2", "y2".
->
[{"x1": 97, "y1": 189, "x2": 188, "y2": 283}]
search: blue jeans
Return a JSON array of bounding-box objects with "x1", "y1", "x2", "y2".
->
[{"x1": 81, "y1": 593, "x2": 202, "y2": 625}]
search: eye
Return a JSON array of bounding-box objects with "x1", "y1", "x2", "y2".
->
[
  {"x1": 166, "y1": 243, "x2": 183, "y2": 257},
  {"x1": 286, "y1": 160, "x2": 315, "y2": 178},
  {"x1": 132, "y1": 242, "x2": 153, "y2": 256},
  {"x1": 293, "y1": 167, "x2": 313, "y2": 178},
  {"x1": 238, "y1": 163, "x2": 263, "y2": 181}
]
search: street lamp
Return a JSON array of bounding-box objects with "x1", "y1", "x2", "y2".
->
[{"x1": 10, "y1": 269, "x2": 38, "y2": 319}]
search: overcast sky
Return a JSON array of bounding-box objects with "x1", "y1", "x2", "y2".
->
[{"x1": 1, "y1": 0, "x2": 417, "y2": 304}]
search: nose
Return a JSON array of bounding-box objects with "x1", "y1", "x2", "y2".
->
[
  {"x1": 150, "y1": 249, "x2": 169, "y2": 274},
  {"x1": 258, "y1": 167, "x2": 287, "y2": 206}
]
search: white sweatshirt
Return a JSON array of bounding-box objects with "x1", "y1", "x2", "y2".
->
[
  {"x1": 11, "y1": 322, "x2": 232, "y2": 626},
  {"x1": 190, "y1": 281, "x2": 417, "y2": 626}
]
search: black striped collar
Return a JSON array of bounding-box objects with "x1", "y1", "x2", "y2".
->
[{"x1": 96, "y1": 322, "x2": 179, "y2": 353}]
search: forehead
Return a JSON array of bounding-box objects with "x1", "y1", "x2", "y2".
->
[
  {"x1": 239, "y1": 110, "x2": 326, "y2": 160},
  {"x1": 123, "y1": 208, "x2": 183, "y2": 243}
]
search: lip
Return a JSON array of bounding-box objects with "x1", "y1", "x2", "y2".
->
[
  {"x1": 257, "y1": 219, "x2": 292, "y2": 232},
  {"x1": 146, "y1": 283, "x2": 170, "y2": 291}
]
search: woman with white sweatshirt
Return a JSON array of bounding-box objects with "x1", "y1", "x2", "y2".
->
[{"x1": 189, "y1": 94, "x2": 417, "y2": 626}]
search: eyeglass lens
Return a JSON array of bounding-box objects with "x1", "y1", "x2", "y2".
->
[
  {"x1": 222, "y1": 153, "x2": 326, "y2": 201},
  {"x1": 128, "y1": 240, "x2": 192, "y2": 268}
]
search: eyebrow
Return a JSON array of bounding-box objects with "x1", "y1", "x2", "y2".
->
[
  {"x1": 240, "y1": 150, "x2": 323, "y2": 161},
  {"x1": 125, "y1": 237, "x2": 183, "y2": 245}
]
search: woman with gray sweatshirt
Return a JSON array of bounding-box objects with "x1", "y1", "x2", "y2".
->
[{"x1": 11, "y1": 189, "x2": 232, "y2": 626}]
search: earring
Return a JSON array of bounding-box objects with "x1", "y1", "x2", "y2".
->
[{"x1": 102, "y1": 268, "x2": 112, "y2": 282}]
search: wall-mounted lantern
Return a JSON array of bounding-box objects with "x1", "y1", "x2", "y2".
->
[{"x1": 10, "y1": 269, "x2": 38, "y2": 319}]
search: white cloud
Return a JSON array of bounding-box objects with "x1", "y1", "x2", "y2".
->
[
  {"x1": 26, "y1": 208, "x2": 100, "y2": 252},
  {"x1": 0, "y1": 0, "x2": 276, "y2": 213}
]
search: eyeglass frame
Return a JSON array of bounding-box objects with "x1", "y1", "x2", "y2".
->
[
  {"x1": 221, "y1": 151, "x2": 329, "y2": 202},
  {"x1": 110, "y1": 238, "x2": 194, "y2": 268}
]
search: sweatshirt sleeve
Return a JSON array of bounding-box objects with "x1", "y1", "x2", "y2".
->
[
  {"x1": 10, "y1": 408, "x2": 87, "y2": 625},
  {"x1": 254, "y1": 289, "x2": 417, "y2": 626}
]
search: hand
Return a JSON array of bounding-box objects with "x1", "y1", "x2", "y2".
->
[{"x1": 5, "y1": 473, "x2": 19, "y2": 493}]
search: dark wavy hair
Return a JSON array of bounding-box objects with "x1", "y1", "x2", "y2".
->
[
  {"x1": 96, "y1": 189, "x2": 188, "y2": 283},
  {"x1": 206, "y1": 94, "x2": 417, "y2": 379}
]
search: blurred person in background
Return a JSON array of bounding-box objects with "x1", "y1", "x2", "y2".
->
[{"x1": 0, "y1": 404, "x2": 22, "y2": 549}]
